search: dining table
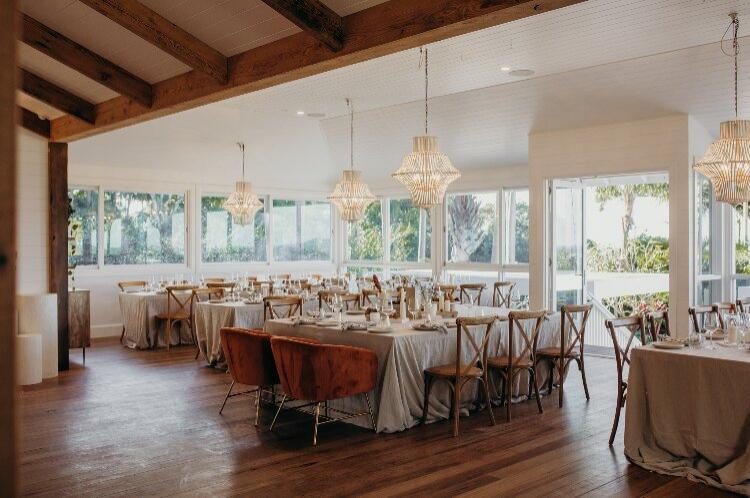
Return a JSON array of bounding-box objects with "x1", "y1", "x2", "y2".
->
[
  {"x1": 119, "y1": 291, "x2": 193, "y2": 349},
  {"x1": 264, "y1": 305, "x2": 562, "y2": 433},
  {"x1": 624, "y1": 342, "x2": 750, "y2": 495}
]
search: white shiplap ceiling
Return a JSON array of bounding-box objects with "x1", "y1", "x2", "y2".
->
[{"x1": 68, "y1": 0, "x2": 750, "y2": 190}]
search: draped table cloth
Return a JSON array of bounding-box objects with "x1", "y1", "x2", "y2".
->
[
  {"x1": 194, "y1": 299, "x2": 318, "y2": 367},
  {"x1": 118, "y1": 291, "x2": 192, "y2": 349},
  {"x1": 624, "y1": 345, "x2": 750, "y2": 495},
  {"x1": 264, "y1": 306, "x2": 562, "y2": 433}
]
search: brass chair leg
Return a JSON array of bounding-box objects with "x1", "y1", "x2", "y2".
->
[
  {"x1": 270, "y1": 394, "x2": 287, "y2": 431},
  {"x1": 219, "y1": 380, "x2": 235, "y2": 414},
  {"x1": 254, "y1": 387, "x2": 262, "y2": 427},
  {"x1": 313, "y1": 402, "x2": 321, "y2": 446},
  {"x1": 363, "y1": 392, "x2": 377, "y2": 431}
]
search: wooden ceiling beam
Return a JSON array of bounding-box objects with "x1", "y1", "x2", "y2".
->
[
  {"x1": 18, "y1": 106, "x2": 51, "y2": 138},
  {"x1": 260, "y1": 0, "x2": 344, "y2": 52},
  {"x1": 19, "y1": 69, "x2": 96, "y2": 124},
  {"x1": 51, "y1": 0, "x2": 586, "y2": 142},
  {"x1": 78, "y1": 0, "x2": 229, "y2": 84},
  {"x1": 21, "y1": 14, "x2": 153, "y2": 107}
]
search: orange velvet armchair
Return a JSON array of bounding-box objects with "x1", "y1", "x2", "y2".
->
[{"x1": 269, "y1": 336, "x2": 378, "y2": 445}]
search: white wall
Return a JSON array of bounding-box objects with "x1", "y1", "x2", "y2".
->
[
  {"x1": 528, "y1": 115, "x2": 693, "y2": 336},
  {"x1": 16, "y1": 128, "x2": 48, "y2": 295}
]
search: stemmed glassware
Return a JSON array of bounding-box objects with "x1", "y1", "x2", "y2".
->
[{"x1": 704, "y1": 313, "x2": 720, "y2": 350}]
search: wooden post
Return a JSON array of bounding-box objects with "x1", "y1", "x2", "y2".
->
[
  {"x1": 49, "y1": 142, "x2": 69, "y2": 372},
  {"x1": 0, "y1": 2, "x2": 18, "y2": 495}
]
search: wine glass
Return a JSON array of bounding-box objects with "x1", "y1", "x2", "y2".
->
[{"x1": 704, "y1": 313, "x2": 720, "y2": 350}]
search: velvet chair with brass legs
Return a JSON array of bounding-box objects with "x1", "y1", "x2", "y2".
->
[
  {"x1": 219, "y1": 327, "x2": 288, "y2": 426},
  {"x1": 269, "y1": 336, "x2": 378, "y2": 446},
  {"x1": 536, "y1": 304, "x2": 592, "y2": 408},
  {"x1": 487, "y1": 310, "x2": 546, "y2": 422},
  {"x1": 421, "y1": 315, "x2": 498, "y2": 437}
]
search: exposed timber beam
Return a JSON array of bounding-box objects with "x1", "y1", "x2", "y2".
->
[
  {"x1": 78, "y1": 0, "x2": 229, "y2": 84},
  {"x1": 260, "y1": 0, "x2": 344, "y2": 52},
  {"x1": 18, "y1": 106, "x2": 51, "y2": 138},
  {"x1": 19, "y1": 69, "x2": 96, "y2": 124},
  {"x1": 51, "y1": 0, "x2": 586, "y2": 142},
  {"x1": 20, "y1": 14, "x2": 153, "y2": 107}
]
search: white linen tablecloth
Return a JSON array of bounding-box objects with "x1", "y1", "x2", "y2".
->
[
  {"x1": 624, "y1": 345, "x2": 750, "y2": 495},
  {"x1": 119, "y1": 291, "x2": 192, "y2": 349},
  {"x1": 264, "y1": 307, "x2": 561, "y2": 433}
]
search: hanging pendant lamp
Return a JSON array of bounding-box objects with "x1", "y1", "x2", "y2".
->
[
  {"x1": 696, "y1": 13, "x2": 750, "y2": 206},
  {"x1": 223, "y1": 142, "x2": 263, "y2": 225},
  {"x1": 328, "y1": 99, "x2": 376, "y2": 221},
  {"x1": 392, "y1": 47, "x2": 460, "y2": 208}
]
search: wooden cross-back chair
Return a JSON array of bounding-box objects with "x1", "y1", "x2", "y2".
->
[
  {"x1": 264, "y1": 295, "x2": 303, "y2": 320},
  {"x1": 737, "y1": 297, "x2": 750, "y2": 313},
  {"x1": 646, "y1": 310, "x2": 670, "y2": 338},
  {"x1": 204, "y1": 277, "x2": 225, "y2": 283},
  {"x1": 437, "y1": 284, "x2": 458, "y2": 303},
  {"x1": 492, "y1": 281, "x2": 516, "y2": 308},
  {"x1": 714, "y1": 302, "x2": 737, "y2": 328},
  {"x1": 189, "y1": 287, "x2": 224, "y2": 358},
  {"x1": 487, "y1": 310, "x2": 547, "y2": 422},
  {"x1": 459, "y1": 283, "x2": 486, "y2": 305},
  {"x1": 537, "y1": 304, "x2": 591, "y2": 408},
  {"x1": 118, "y1": 280, "x2": 148, "y2": 292},
  {"x1": 421, "y1": 315, "x2": 499, "y2": 437},
  {"x1": 360, "y1": 288, "x2": 380, "y2": 309},
  {"x1": 206, "y1": 281, "x2": 236, "y2": 297},
  {"x1": 156, "y1": 285, "x2": 198, "y2": 351},
  {"x1": 605, "y1": 315, "x2": 653, "y2": 446},
  {"x1": 324, "y1": 277, "x2": 347, "y2": 289},
  {"x1": 688, "y1": 305, "x2": 720, "y2": 335},
  {"x1": 318, "y1": 290, "x2": 360, "y2": 312}
]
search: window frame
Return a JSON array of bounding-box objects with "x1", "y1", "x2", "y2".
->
[
  {"x1": 269, "y1": 196, "x2": 334, "y2": 265},
  {"x1": 68, "y1": 184, "x2": 101, "y2": 269}
]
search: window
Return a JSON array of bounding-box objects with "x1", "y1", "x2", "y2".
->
[
  {"x1": 696, "y1": 174, "x2": 720, "y2": 305},
  {"x1": 68, "y1": 187, "x2": 99, "y2": 266},
  {"x1": 389, "y1": 198, "x2": 431, "y2": 263},
  {"x1": 201, "y1": 195, "x2": 267, "y2": 263},
  {"x1": 103, "y1": 191, "x2": 185, "y2": 265},
  {"x1": 346, "y1": 201, "x2": 383, "y2": 261},
  {"x1": 446, "y1": 192, "x2": 497, "y2": 264},
  {"x1": 272, "y1": 199, "x2": 331, "y2": 261},
  {"x1": 503, "y1": 189, "x2": 529, "y2": 265},
  {"x1": 734, "y1": 202, "x2": 750, "y2": 299}
]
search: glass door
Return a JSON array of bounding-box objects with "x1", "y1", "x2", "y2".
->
[{"x1": 550, "y1": 180, "x2": 585, "y2": 310}]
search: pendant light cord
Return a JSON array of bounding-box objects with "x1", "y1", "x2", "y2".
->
[
  {"x1": 347, "y1": 98, "x2": 354, "y2": 171},
  {"x1": 420, "y1": 47, "x2": 429, "y2": 135},
  {"x1": 237, "y1": 142, "x2": 245, "y2": 181},
  {"x1": 723, "y1": 13, "x2": 740, "y2": 119}
]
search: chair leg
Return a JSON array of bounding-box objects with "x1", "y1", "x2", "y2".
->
[
  {"x1": 421, "y1": 373, "x2": 433, "y2": 425},
  {"x1": 313, "y1": 402, "x2": 321, "y2": 446},
  {"x1": 452, "y1": 380, "x2": 461, "y2": 437},
  {"x1": 505, "y1": 371, "x2": 512, "y2": 422},
  {"x1": 558, "y1": 358, "x2": 565, "y2": 408},
  {"x1": 270, "y1": 394, "x2": 287, "y2": 431},
  {"x1": 609, "y1": 384, "x2": 624, "y2": 446},
  {"x1": 120, "y1": 325, "x2": 125, "y2": 345},
  {"x1": 578, "y1": 357, "x2": 590, "y2": 401},
  {"x1": 219, "y1": 380, "x2": 235, "y2": 414},
  {"x1": 363, "y1": 392, "x2": 377, "y2": 432},
  {"x1": 82, "y1": 346, "x2": 86, "y2": 365},
  {"x1": 481, "y1": 374, "x2": 495, "y2": 426},
  {"x1": 531, "y1": 368, "x2": 544, "y2": 414},
  {"x1": 254, "y1": 387, "x2": 262, "y2": 427}
]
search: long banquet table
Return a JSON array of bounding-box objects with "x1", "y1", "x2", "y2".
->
[
  {"x1": 264, "y1": 306, "x2": 562, "y2": 433},
  {"x1": 624, "y1": 344, "x2": 750, "y2": 495},
  {"x1": 119, "y1": 291, "x2": 193, "y2": 349}
]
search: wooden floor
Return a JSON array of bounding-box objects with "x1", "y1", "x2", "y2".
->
[{"x1": 18, "y1": 339, "x2": 731, "y2": 497}]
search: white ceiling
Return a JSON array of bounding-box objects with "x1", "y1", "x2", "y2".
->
[{"x1": 67, "y1": 0, "x2": 750, "y2": 191}]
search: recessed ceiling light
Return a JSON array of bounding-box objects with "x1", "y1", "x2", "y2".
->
[
  {"x1": 501, "y1": 66, "x2": 511, "y2": 72},
  {"x1": 509, "y1": 69, "x2": 535, "y2": 77},
  {"x1": 296, "y1": 110, "x2": 305, "y2": 116}
]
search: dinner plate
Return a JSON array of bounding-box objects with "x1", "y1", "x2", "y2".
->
[
  {"x1": 346, "y1": 309, "x2": 366, "y2": 316},
  {"x1": 368, "y1": 326, "x2": 393, "y2": 334},
  {"x1": 315, "y1": 319, "x2": 340, "y2": 327},
  {"x1": 652, "y1": 341, "x2": 685, "y2": 350},
  {"x1": 411, "y1": 322, "x2": 440, "y2": 331}
]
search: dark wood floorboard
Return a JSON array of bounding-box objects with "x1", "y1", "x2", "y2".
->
[{"x1": 17, "y1": 338, "x2": 733, "y2": 497}]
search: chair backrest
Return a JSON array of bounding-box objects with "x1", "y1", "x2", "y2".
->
[
  {"x1": 737, "y1": 297, "x2": 750, "y2": 313},
  {"x1": 165, "y1": 285, "x2": 198, "y2": 318},
  {"x1": 689, "y1": 305, "x2": 720, "y2": 334},
  {"x1": 560, "y1": 304, "x2": 592, "y2": 357},
  {"x1": 437, "y1": 284, "x2": 458, "y2": 302},
  {"x1": 206, "y1": 282, "x2": 236, "y2": 298},
  {"x1": 319, "y1": 289, "x2": 343, "y2": 311},
  {"x1": 605, "y1": 315, "x2": 651, "y2": 372},
  {"x1": 270, "y1": 336, "x2": 377, "y2": 402},
  {"x1": 264, "y1": 295, "x2": 303, "y2": 319},
  {"x1": 454, "y1": 315, "x2": 500, "y2": 377},
  {"x1": 204, "y1": 278, "x2": 225, "y2": 283},
  {"x1": 492, "y1": 281, "x2": 516, "y2": 308},
  {"x1": 118, "y1": 280, "x2": 148, "y2": 292},
  {"x1": 714, "y1": 302, "x2": 737, "y2": 328},
  {"x1": 507, "y1": 310, "x2": 546, "y2": 368},
  {"x1": 274, "y1": 274, "x2": 291, "y2": 281},
  {"x1": 361, "y1": 289, "x2": 379, "y2": 308},
  {"x1": 646, "y1": 310, "x2": 670, "y2": 338},
  {"x1": 220, "y1": 327, "x2": 279, "y2": 386},
  {"x1": 459, "y1": 283, "x2": 486, "y2": 304},
  {"x1": 189, "y1": 287, "x2": 223, "y2": 318}
]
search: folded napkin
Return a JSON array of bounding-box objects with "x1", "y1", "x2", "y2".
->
[{"x1": 342, "y1": 321, "x2": 375, "y2": 331}]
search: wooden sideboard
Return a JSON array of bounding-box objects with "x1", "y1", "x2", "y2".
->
[{"x1": 68, "y1": 289, "x2": 91, "y2": 363}]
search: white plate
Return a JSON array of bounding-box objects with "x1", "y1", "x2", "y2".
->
[
  {"x1": 368, "y1": 326, "x2": 393, "y2": 334},
  {"x1": 652, "y1": 341, "x2": 685, "y2": 350},
  {"x1": 346, "y1": 309, "x2": 366, "y2": 315}
]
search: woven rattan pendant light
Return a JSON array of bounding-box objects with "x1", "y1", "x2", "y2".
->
[
  {"x1": 392, "y1": 47, "x2": 460, "y2": 208},
  {"x1": 695, "y1": 13, "x2": 750, "y2": 206},
  {"x1": 222, "y1": 142, "x2": 263, "y2": 225},
  {"x1": 328, "y1": 99, "x2": 376, "y2": 221}
]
